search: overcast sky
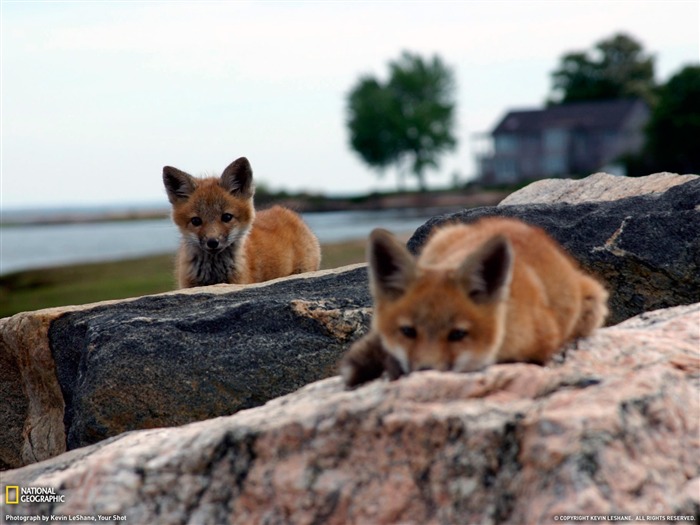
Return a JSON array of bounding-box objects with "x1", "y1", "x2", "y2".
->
[{"x1": 2, "y1": 1, "x2": 698, "y2": 209}]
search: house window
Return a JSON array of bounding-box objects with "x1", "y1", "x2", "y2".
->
[
  {"x1": 494, "y1": 158, "x2": 518, "y2": 183},
  {"x1": 543, "y1": 128, "x2": 568, "y2": 152},
  {"x1": 542, "y1": 155, "x2": 567, "y2": 176},
  {"x1": 542, "y1": 128, "x2": 569, "y2": 175},
  {"x1": 495, "y1": 134, "x2": 518, "y2": 154}
]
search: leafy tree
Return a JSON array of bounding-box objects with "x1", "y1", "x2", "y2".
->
[
  {"x1": 643, "y1": 65, "x2": 700, "y2": 173},
  {"x1": 346, "y1": 51, "x2": 457, "y2": 191},
  {"x1": 549, "y1": 33, "x2": 656, "y2": 105},
  {"x1": 347, "y1": 77, "x2": 401, "y2": 172}
]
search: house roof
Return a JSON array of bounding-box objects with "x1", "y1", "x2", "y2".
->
[{"x1": 492, "y1": 98, "x2": 647, "y2": 135}]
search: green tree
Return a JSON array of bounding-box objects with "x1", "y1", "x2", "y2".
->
[
  {"x1": 346, "y1": 51, "x2": 457, "y2": 191},
  {"x1": 549, "y1": 33, "x2": 656, "y2": 105},
  {"x1": 643, "y1": 65, "x2": 700, "y2": 173}
]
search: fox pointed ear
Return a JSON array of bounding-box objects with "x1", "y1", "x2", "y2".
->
[
  {"x1": 163, "y1": 166, "x2": 196, "y2": 204},
  {"x1": 368, "y1": 228, "x2": 416, "y2": 300},
  {"x1": 459, "y1": 235, "x2": 513, "y2": 304},
  {"x1": 220, "y1": 157, "x2": 254, "y2": 198}
]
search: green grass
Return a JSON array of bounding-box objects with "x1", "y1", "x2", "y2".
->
[
  {"x1": 318, "y1": 238, "x2": 367, "y2": 270},
  {"x1": 0, "y1": 254, "x2": 176, "y2": 318},
  {"x1": 0, "y1": 240, "x2": 368, "y2": 318}
]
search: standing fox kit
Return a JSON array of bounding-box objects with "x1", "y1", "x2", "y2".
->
[
  {"x1": 163, "y1": 157, "x2": 321, "y2": 288},
  {"x1": 341, "y1": 217, "x2": 608, "y2": 387}
]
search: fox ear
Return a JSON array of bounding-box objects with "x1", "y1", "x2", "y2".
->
[
  {"x1": 368, "y1": 228, "x2": 416, "y2": 300},
  {"x1": 221, "y1": 157, "x2": 254, "y2": 198},
  {"x1": 163, "y1": 166, "x2": 196, "y2": 204},
  {"x1": 459, "y1": 235, "x2": 513, "y2": 304}
]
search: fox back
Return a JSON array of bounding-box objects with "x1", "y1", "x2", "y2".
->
[
  {"x1": 163, "y1": 157, "x2": 320, "y2": 288},
  {"x1": 341, "y1": 217, "x2": 608, "y2": 387}
]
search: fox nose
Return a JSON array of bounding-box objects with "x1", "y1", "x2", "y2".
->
[{"x1": 206, "y1": 239, "x2": 220, "y2": 250}]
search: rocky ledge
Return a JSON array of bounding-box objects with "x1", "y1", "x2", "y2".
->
[
  {"x1": 2, "y1": 301, "x2": 699, "y2": 524},
  {"x1": 0, "y1": 265, "x2": 372, "y2": 470},
  {"x1": 1, "y1": 172, "x2": 698, "y2": 524},
  {"x1": 409, "y1": 172, "x2": 700, "y2": 325}
]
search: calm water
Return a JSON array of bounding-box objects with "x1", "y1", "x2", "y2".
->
[{"x1": 0, "y1": 208, "x2": 448, "y2": 275}]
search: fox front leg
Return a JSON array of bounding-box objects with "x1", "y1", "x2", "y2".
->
[{"x1": 340, "y1": 330, "x2": 404, "y2": 388}]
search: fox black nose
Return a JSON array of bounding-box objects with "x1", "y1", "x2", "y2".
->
[{"x1": 206, "y1": 239, "x2": 219, "y2": 249}]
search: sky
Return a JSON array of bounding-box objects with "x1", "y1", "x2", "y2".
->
[{"x1": 1, "y1": 1, "x2": 699, "y2": 210}]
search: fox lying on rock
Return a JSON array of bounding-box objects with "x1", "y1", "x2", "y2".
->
[
  {"x1": 163, "y1": 157, "x2": 321, "y2": 288},
  {"x1": 341, "y1": 217, "x2": 608, "y2": 387}
]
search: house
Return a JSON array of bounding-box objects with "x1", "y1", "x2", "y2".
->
[{"x1": 476, "y1": 99, "x2": 650, "y2": 185}]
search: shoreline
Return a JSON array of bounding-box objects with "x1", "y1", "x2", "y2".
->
[
  {"x1": 1, "y1": 190, "x2": 509, "y2": 227},
  {"x1": 0, "y1": 237, "x2": 375, "y2": 318},
  {"x1": 0, "y1": 236, "x2": 373, "y2": 279}
]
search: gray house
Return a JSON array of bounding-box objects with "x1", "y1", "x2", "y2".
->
[{"x1": 477, "y1": 99, "x2": 650, "y2": 185}]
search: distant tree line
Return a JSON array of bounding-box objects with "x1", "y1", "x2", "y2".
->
[
  {"x1": 548, "y1": 33, "x2": 700, "y2": 176},
  {"x1": 345, "y1": 34, "x2": 698, "y2": 190},
  {"x1": 548, "y1": 33, "x2": 657, "y2": 105},
  {"x1": 346, "y1": 52, "x2": 457, "y2": 191}
]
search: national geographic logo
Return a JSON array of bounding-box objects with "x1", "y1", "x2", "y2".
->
[
  {"x1": 6, "y1": 486, "x2": 19, "y2": 504},
  {"x1": 4, "y1": 486, "x2": 66, "y2": 504}
]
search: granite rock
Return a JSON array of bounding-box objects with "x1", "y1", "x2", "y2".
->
[
  {"x1": 3, "y1": 302, "x2": 699, "y2": 524},
  {"x1": 0, "y1": 265, "x2": 372, "y2": 468},
  {"x1": 499, "y1": 171, "x2": 698, "y2": 206}
]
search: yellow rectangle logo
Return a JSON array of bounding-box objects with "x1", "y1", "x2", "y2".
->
[{"x1": 5, "y1": 485, "x2": 19, "y2": 504}]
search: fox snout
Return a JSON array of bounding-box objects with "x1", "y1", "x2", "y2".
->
[
  {"x1": 202, "y1": 235, "x2": 225, "y2": 253},
  {"x1": 179, "y1": 226, "x2": 235, "y2": 254},
  {"x1": 396, "y1": 345, "x2": 495, "y2": 375},
  {"x1": 396, "y1": 344, "x2": 454, "y2": 373}
]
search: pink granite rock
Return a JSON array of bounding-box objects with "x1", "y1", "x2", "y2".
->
[
  {"x1": 3, "y1": 303, "x2": 698, "y2": 524},
  {"x1": 0, "y1": 310, "x2": 67, "y2": 469},
  {"x1": 498, "y1": 171, "x2": 698, "y2": 206}
]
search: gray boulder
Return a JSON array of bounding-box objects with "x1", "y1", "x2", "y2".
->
[
  {"x1": 0, "y1": 266, "x2": 372, "y2": 468},
  {"x1": 408, "y1": 175, "x2": 700, "y2": 325}
]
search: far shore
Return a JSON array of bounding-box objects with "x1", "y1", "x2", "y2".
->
[
  {"x1": 1, "y1": 189, "x2": 509, "y2": 227},
  {"x1": 0, "y1": 188, "x2": 512, "y2": 317},
  {"x1": 0, "y1": 236, "x2": 382, "y2": 318}
]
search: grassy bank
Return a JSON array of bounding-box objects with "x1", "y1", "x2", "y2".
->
[{"x1": 0, "y1": 239, "x2": 369, "y2": 319}]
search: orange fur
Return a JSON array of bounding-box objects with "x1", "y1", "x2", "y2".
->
[
  {"x1": 163, "y1": 157, "x2": 321, "y2": 288},
  {"x1": 341, "y1": 217, "x2": 608, "y2": 387}
]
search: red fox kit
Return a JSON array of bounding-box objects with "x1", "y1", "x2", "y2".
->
[
  {"x1": 163, "y1": 157, "x2": 321, "y2": 288},
  {"x1": 341, "y1": 217, "x2": 608, "y2": 387}
]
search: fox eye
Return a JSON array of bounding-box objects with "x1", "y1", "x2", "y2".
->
[
  {"x1": 190, "y1": 217, "x2": 202, "y2": 226},
  {"x1": 221, "y1": 213, "x2": 233, "y2": 223},
  {"x1": 400, "y1": 326, "x2": 417, "y2": 339},
  {"x1": 448, "y1": 329, "x2": 468, "y2": 342}
]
